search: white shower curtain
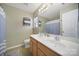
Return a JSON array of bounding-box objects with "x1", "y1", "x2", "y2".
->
[
  {"x1": 45, "y1": 20, "x2": 60, "y2": 35},
  {"x1": 0, "y1": 6, "x2": 6, "y2": 56}
]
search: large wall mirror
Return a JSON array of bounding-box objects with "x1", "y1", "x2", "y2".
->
[{"x1": 37, "y1": 3, "x2": 79, "y2": 39}]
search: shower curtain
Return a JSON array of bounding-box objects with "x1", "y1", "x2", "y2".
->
[
  {"x1": 0, "y1": 6, "x2": 6, "y2": 56},
  {"x1": 44, "y1": 20, "x2": 60, "y2": 35}
]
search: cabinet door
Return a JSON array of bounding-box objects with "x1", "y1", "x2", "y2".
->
[
  {"x1": 30, "y1": 39, "x2": 32, "y2": 53},
  {"x1": 38, "y1": 49, "x2": 46, "y2": 56},
  {"x1": 30, "y1": 37, "x2": 38, "y2": 56},
  {"x1": 38, "y1": 42, "x2": 60, "y2": 56},
  {"x1": 32, "y1": 43, "x2": 37, "y2": 56},
  {"x1": 62, "y1": 9, "x2": 78, "y2": 37}
]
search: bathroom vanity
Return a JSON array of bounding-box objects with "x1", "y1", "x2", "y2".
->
[
  {"x1": 30, "y1": 36, "x2": 60, "y2": 56},
  {"x1": 30, "y1": 34, "x2": 79, "y2": 56}
]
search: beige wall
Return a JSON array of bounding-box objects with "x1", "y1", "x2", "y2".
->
[{"x1": 1, "y1": 4, "x2": 33, "y2": 48}]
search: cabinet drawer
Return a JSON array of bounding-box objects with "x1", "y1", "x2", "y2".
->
[{"x1": 38, "y1": 42, "x2": 60, "y2": 56}]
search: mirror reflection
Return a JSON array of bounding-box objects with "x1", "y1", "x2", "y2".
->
[{"x1": 33, "y1": 3, "x2": 79, "y2": 39}]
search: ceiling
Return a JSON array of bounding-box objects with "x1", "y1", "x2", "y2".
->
[
  {"x1": 5, "y1": 3, "x2": 41, "y2": 14},
  {"x1": 5, "y1": 3, "x2": 72, "y2": 20}
]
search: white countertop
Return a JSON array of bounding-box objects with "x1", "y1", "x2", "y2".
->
[{"x1": 30, "y1": 34, "x2": 79, "y2": 56}]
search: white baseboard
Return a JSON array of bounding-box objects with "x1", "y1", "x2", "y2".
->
[{"x1": 6, "y1": 43, "x2": 23, "y2": 51}]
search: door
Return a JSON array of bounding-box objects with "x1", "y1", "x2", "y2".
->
[{"x1": 62, "y1": 9, "x2": 78, "y2": 37}]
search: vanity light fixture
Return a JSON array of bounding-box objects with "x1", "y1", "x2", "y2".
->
[
  {"x1": 38, "y1": 4, "x2": 49, "y2": 13},
  {"x1": 39, "y1": 4, "x2": 47, "y2": 12}
]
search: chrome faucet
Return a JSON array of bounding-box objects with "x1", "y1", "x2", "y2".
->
[{"x1": 55, "y1": 36, "x2": 59, "y2": 41}]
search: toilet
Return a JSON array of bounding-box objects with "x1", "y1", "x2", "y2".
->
[{"x1": 24, "y1": 39, "x2": 30, "y2": 48}]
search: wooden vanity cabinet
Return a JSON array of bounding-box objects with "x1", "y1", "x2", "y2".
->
[
  {"x1": 37, "y1": 48, "x2": 46, "y2": 56},
  {"x1": 30, "y1": 36, "x2": 61, "y2": 56},
  {"x1": 38, "y1": 42, "x2": 61, "y2": 56},
  {"x1": 30, "y1": 37, "x2": 38, "y2": 56}
]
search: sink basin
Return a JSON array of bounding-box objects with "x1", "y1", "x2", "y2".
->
[
  {"x1": 37, "y1": 34, "x2": 79, "y2": 49},
  {"x1": 60, "y1": 39, "x2": 79, "y2": 49},
  {"x1": 44, "y1": 36, "x2": 79, "y2": 49},
  {"x1": 44, "y1": 38, "x2": 66, "y2": 48}
]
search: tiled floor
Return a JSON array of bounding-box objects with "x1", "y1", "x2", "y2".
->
[{"x1": 6, "y1": 46, "x2": 32, "y2": 56}]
